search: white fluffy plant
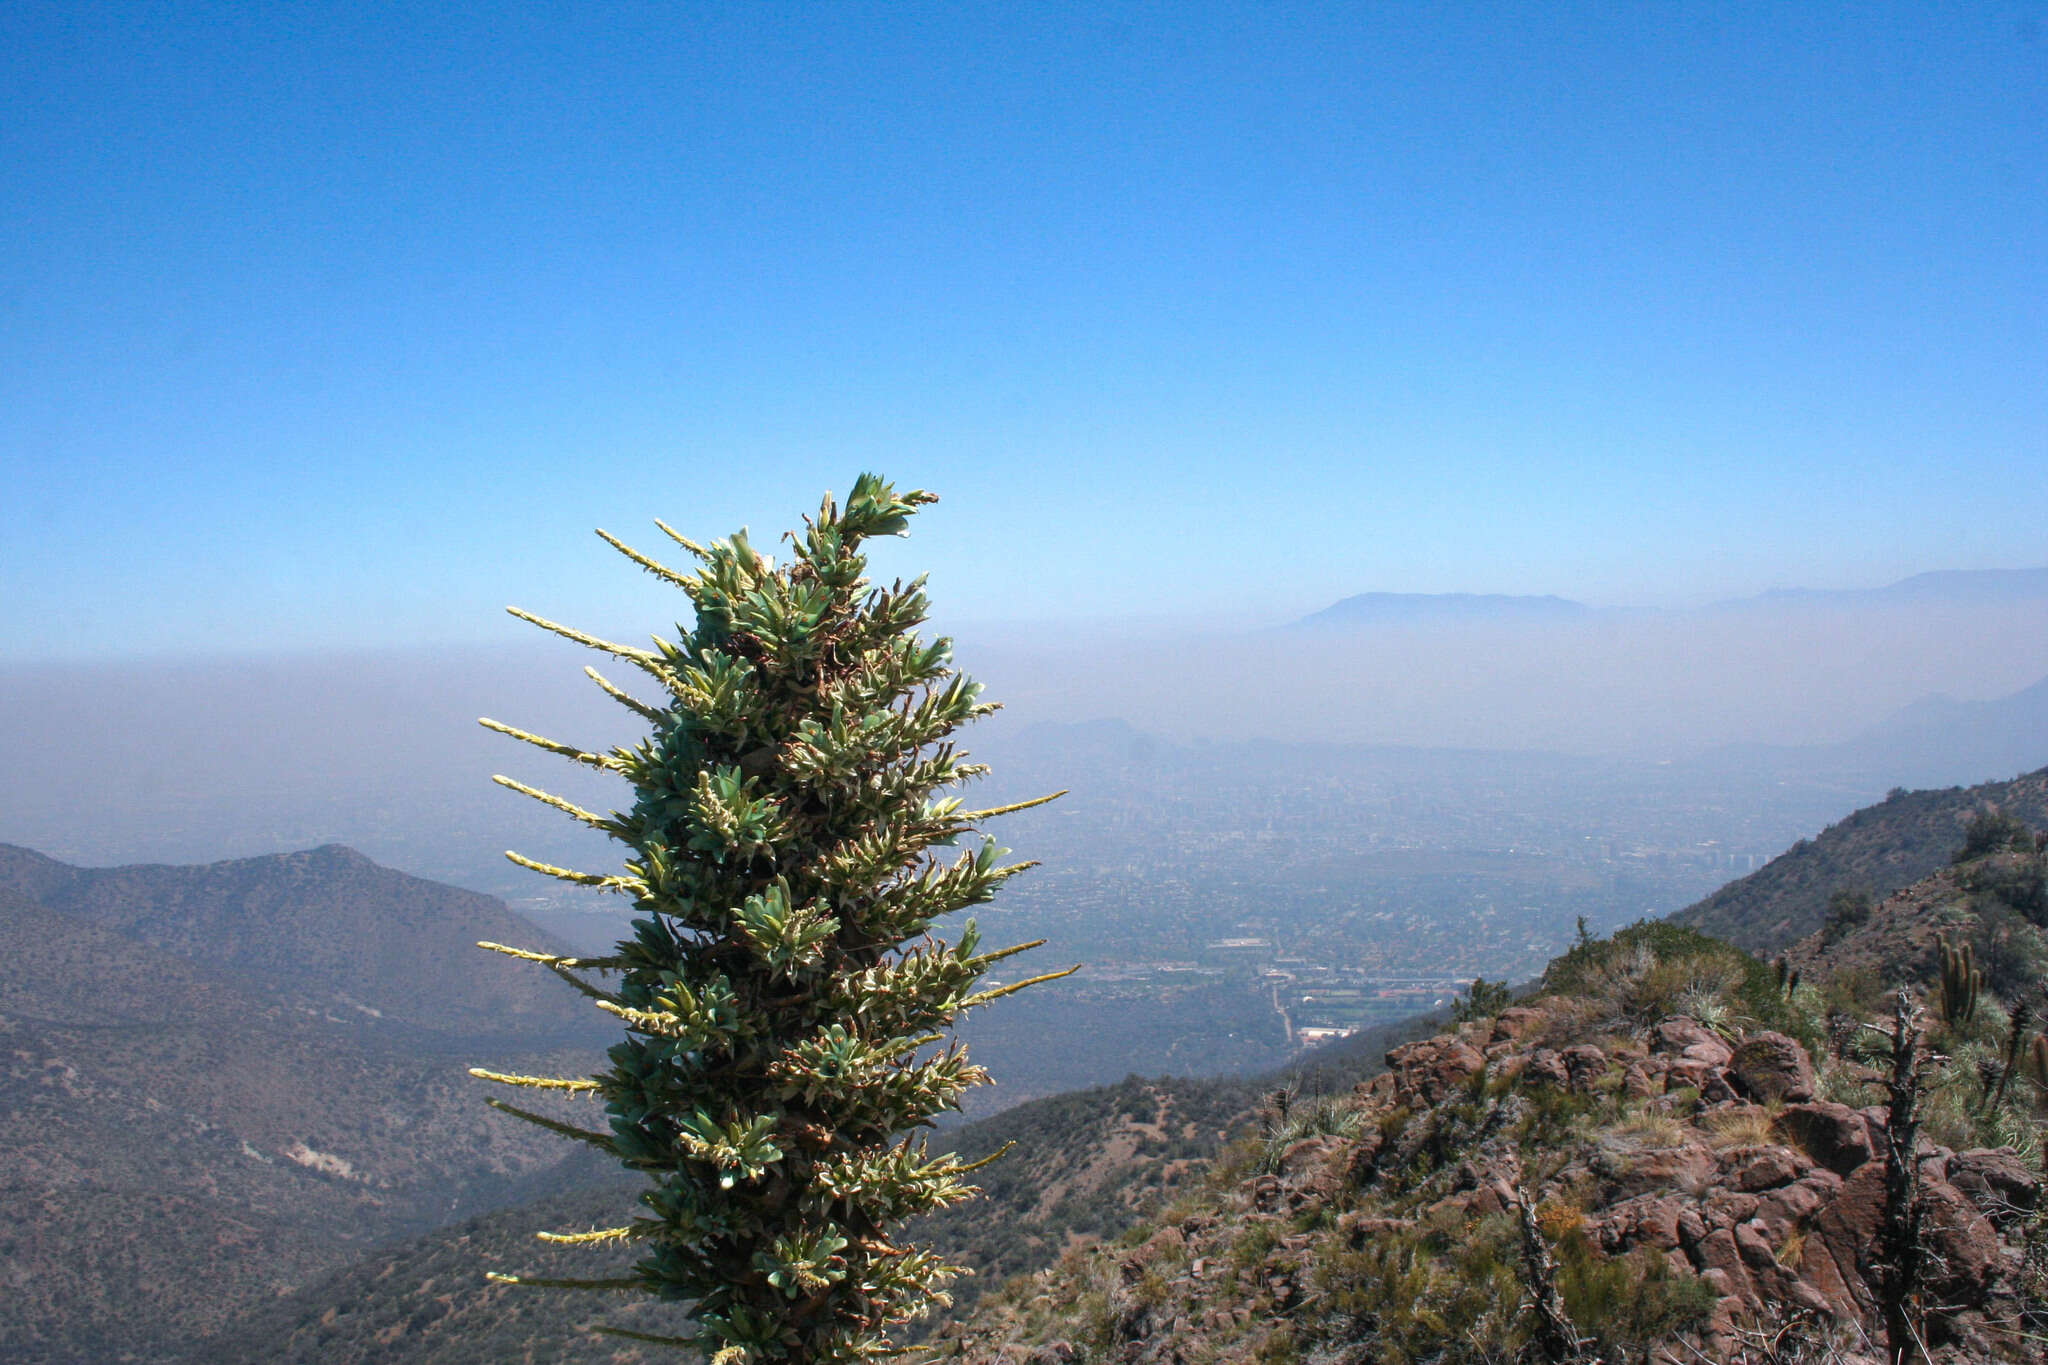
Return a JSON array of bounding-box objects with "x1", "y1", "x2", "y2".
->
[{"x1": 471, "y1": 475, "x2": 1068, "y2": 1362}]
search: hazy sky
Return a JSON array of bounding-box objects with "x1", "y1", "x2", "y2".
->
[{"x1": 4, "y1": 3, "x2": 2045, "y2": 660}]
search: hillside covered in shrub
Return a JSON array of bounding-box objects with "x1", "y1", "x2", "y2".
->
[{"x1": 936, "y1": 817, "x2": 2048, "y2": 1364}]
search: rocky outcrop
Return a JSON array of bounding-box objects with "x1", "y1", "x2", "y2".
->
[{"x1": 938, "y1": 1011, "x2": 2040, "y2": 1365}]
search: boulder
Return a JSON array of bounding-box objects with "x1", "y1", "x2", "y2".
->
[
  {"x1": 1588, "y1": 1195, "x2": 1685, "y2": 1253},
  {"x1": 1385, "y1": 1036, "x2": 1487, "y2": 1105},
  {"x1": 1612, "y1": 1144, "x2": 1718, "y2": 1200},
  {"x1": 1692, "y1": 1227, "x2": 1757, "y2": 1303},
  {"x1": 1729, "y1": 1031, "x2": 1815, "y2": 1103},
  {"x1": 1652, "y1": 1017, "x2": 1729, "y2": 1062},
  {"x1": 1701, "y1": 1187, "x2": 1761, "y2": 1230},
  {"x1": 1947, "y1": 1147, "x2": 2041, "y2": 1229},
  {"x1": 1918, "y1": 1175, "x2": 2006, "y2": 1305},
  {"x1": 1750, "y1": 1168, "x2": 1839, "y2": 1244},
  {"x1": 1774, "y1": 1101, "x2": 1875, "y2": 1176},
  {"x1": 1490, "y1": 1005, "x2": 1547, "y2": 1042},
  {"x1": 1663, "y1": 1058, "x2": 1716, "y2": 1093},
  {"x1": 1807, "y1": 1163, "x2": 1886, "y2": 1319},
  {"x1": 1728, "y1": 1144, "x2": 1811, "y2": 1192},
  {"x1": 1519, "y1": 1048, "x2": 1570, "y2": 1089},
  {"x1": 1560, "y1": 1043, "x2": 1610, "y2": 1091},
  {"x1": 1701, "y1": 1069, "x2": 1742, "y2": 1105}
]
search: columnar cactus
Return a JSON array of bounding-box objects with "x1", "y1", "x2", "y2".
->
[
  {"x1": 1936, "y1": 935, "x2": 1981, "y2": 1029},
  {"x1": 470, "y1": 475, "x2": 1067, "y2": 1362}
]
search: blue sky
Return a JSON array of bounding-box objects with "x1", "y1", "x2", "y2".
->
[{"x1": 3, "y1": 2, "x2": 2044, "y2": 659}]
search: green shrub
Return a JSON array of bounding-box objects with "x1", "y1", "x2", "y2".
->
[
  {"x1": 1557, "y1": 1236, "x2": 1716, "y2": 1351},
  {"x1": 1955, "y1": 810, "x2": 2039, "y2": 863},
  {"x1": 1968, "y1": 852, "x2": 2048, "y2": 923},
  {"x1": 1452, "y1": 977, "x2": 1514, "y2": 1023},
  {"x1": 1822, "y1": 887, "x2": 1874, "y2": 942},
  {"x1": 1307, "y1": 1218, "x2": 1522, "y2": 1364}
]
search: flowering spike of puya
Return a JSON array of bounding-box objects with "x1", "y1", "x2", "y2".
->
[{"x1": 474, "y1": 475, "x2": 1067, "y2": 1363}]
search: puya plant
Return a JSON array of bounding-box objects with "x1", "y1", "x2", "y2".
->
[{"x1": 470, "y1": 474, "x2": 1069, "y2": 1363}]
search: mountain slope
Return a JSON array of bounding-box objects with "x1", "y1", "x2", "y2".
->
[
  {"x1": 937, "y1": 850, "x2": 2048, "y2": 1365},
  {"x1": 1669, "y1": 767, "x2": 2048, "y2": 954},
  {"x1": 0, "y1": 850, "x2": 614, "y2": 1365},
  {"x1": 201, "y1": 1177, "x2": 678, "y2": 1365},
  {"x1": 195, "y1": 778, "x2": 2048, "y2": 1364},
  {"x1": 197, "y1": 1000, "x2": 1456, "y2": 1362},
  {"x1": 0, "y1": 842, "x2": 604, "y2": 1044},
  {"x1": 200, "y1": 1070, "x2": 1270, "y2": 1363}
]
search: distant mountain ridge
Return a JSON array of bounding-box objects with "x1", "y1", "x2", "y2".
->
[
  {"x1": 0, "y1": 842, "x2": 605, "y2": 1045},
  {"x1": 1292, "y1": 591, "x2": 1591, "y2": 629},
  {"x1": 1728, "y1": 565, "x2": 2048, "y2": 609},
  {"x1": 1678, "y1": 669, "x2": 2048, "y2": 793},
  {"x1": 1292, "y1": 565, "x2": 2048, "y2": 631}
]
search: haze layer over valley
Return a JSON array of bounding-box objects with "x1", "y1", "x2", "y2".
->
[{"x1": 7, "y1": 569, "x2": 2044, "y2": 1109}]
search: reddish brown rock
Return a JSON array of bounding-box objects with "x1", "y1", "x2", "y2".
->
[
  {"x1": 1696, "y1": 1283, "x2": 1747, "y2": 1361},
  {"x1": 1652, "y1": 1017, "x2": 1729, "y2": 1061},
  {"x1": 1561, "y1": 1043, "x2": 1610, "y2": 1090},
  {"x1": 1490, "y1": 1005, "x2": 1547, "y2": 1043},
  {"x1": 1621, "y1": 1061, "x2": 1657, "y2": 1098},
  {"x1": 1728, "y1": 1144, "x2": 1812, "y2": 1192},
  {"x1": 1948, "y1": 1147, "x2": 2040, "y2": 1229},
  {"x1": 1750, "y1": 1169, "x2": 1839, "y2": 1243},
  {"x1": 1663, "y1": 1058, "x2": 1715, "y2": 1092},
  {"x1": 1732, "y1": 1220, "x2": 1789, "y2": 1286},
  {"x1": 1918, "y1": 1176, "x2": 2005, "y2": 1305},
  {"x1": 1734, "y1": 1219, "x2": 1832, "y2": 1317},
  {"x1": 1385, "y1": 1037, "x2": 1487, "y2": 1105},
  {"x1": 1611, "y1": 1143, "x2": 1719, "y2": 1199},
  {"x1": 1729, "y1": 1031, "x2": 1815, "y2": 1103},
  {"x1": 1693, "y1": 1227, "x2": 1757, "y2": 1303},
  {"x1": 1589, "y1": 1195, "x2": 1685, "y2": 1253},
  {"x1": 1519, "y1": 1048, "x2": 1570, "y2": 1089},
  {"x1": 1774, "y1": 1101, "x2": 1875, "y2": 1176},
  {"x1": 1685, "y1": 1038, "x2": 1737, "y2": 1069},
  {"x1": 1808, "y1": 1162, "x2": 1886, "y2": 1318},
  {"x1": 1701, "y1": 1187, "x2": 1761, "y2": 1229}
]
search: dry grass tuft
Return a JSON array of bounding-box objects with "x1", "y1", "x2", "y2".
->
[{"x1": 1702, "y1": 1106, "x2": 1776, "y2": 1149}]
